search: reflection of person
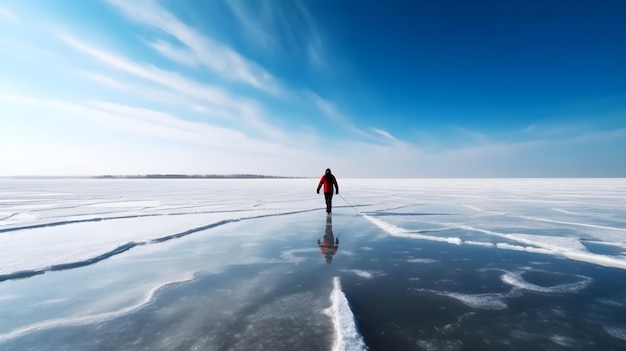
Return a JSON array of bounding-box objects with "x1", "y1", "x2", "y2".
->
[
  {"x1": 316, "y1": 168, "x2": 339, "y2": 214},
  {"x1": 317, "y1": 214, "x2": 339, "y2": 263}
]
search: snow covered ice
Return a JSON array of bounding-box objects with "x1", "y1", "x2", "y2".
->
[{"x1": 1, "y1": 178, "x2": 626, "y2": 350}]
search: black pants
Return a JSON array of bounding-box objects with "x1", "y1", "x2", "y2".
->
[{"x1": 324, "y1": 192, "x2": 333, "y2": 213}]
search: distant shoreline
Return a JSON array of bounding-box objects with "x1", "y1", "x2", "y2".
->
[
  {"x1": 95, "y1": 174, "x2": 303, "y2": 179},
  {"x1": 0, "y1": 174, "x2": 306, "y2": 180}
]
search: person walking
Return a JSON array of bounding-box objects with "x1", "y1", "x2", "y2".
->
[{"x1": 316, "y1": 168, "x2": 339, "y2": 214}]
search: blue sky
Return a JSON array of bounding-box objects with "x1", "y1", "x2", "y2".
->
[{"x1": 1, "y1": 0, "x2": 624, "y2": 177}]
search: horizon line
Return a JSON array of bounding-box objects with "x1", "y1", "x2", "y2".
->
[{"x1": 1, "y1": 175, "x2": 624, "y2": 180}]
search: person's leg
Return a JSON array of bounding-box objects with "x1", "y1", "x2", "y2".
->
[
  {"x1": 324, "y1": 193, "x2": 330, "y2": 212},
  {"x1": 324, "y1": 192, "x2": 333, "y2": 213}
]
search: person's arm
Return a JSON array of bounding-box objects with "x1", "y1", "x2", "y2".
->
[
  {"x1": 317, "y1": 177, "x2": 323, "y2": 193},
  {"x1": 333, "y1": 177, "x2": 339, "y2": 194}
]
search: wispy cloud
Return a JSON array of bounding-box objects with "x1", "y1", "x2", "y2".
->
[
  {"x1": 60, "y1": 34, "x2": 240, "y2": 110},
  {"x1": 523, "y1": 124, "x2": 537, "y2": 133},
  {"x1": 225, "y1": 0, "x2": 329, "y2": 71},
  {"x1": 225, "y1": 0, "x2": 276, "y2": 50},
  {"x1": 293, "y1": 0, "x2": 327, "y2": 71},
  {"x1": 310, "y1": 92, "x2": 406, "y2": 145},
  {"x1": 0, "y1": 1, "x2": 353, "y2": 176},
  {"x1": 311, "y1": 93, "x2": 350, "y2": 125},
  {"x1": 1, "y1": 92, "x2": 341, "y2": 176},
  {"x1": 105, "y1": 0, "x2": 283, "y2": 96},
  {"x1": 79, "y1": 71, "x2": 228, "y2": 120},
  {"x1": 520, "y1": 120, "x2": 594, "y2": 139},
  {"x1": 543, "y1": 126, "x2": 626, "y2": 145},
  {"x1": 371, "y1": 128, "x2": 401, "y2": 144},
  {"x1": 452, "y1": 127, "x2": 492, "y2": 146},
  {"x1": 2, "y1": 93, "x2": 285, "y2": 154},
  {"x1": 84, "y1": 101, "x2": 283, "y2": 151},
  {"x1": 144, "y1": 38, "x2": 199, "y2": 67},
  {"x1": 0, "y1": 6, "x2": 19, "y2": 24},
  {"x1": 60, "y1": 33, "x2": 289, "y2": 140}
]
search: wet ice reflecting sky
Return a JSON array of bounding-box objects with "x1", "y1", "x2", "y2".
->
[{"x1": 1, "y1": 178, "x2": 625, "y2": 350}]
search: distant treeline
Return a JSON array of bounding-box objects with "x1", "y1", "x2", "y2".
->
[{"x1": 94, "y1": 174, "x2": 301, "y2": 179}]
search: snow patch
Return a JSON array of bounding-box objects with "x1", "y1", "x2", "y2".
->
[
  {"x1": 327, "y1": 277, "x2": 367, "y2": 351},
  {"x1": 501, "y1": 271, "x2": 592, "y2": 294}
]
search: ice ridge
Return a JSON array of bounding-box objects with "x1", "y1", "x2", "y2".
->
[{"x1": 329, "y1": 276, "x2": 367, "y2": 351}]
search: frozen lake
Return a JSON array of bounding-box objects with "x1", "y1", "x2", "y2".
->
[{"x1": 1, "y1": 178, "x2": 626, "y2": 350}]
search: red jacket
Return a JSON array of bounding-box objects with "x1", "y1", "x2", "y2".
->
[{"x1": 317, "y1": 174, "x2": 338, "y2": 194}]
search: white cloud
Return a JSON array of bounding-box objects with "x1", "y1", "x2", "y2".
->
[
  {"x1": 311, "y1": 93, "x2": 349, "y2": 125},
  {"x1": 225, "y1": 0, "x2": 328, "y2": 71},
  {"x1": 293, "y1": 0, "x2": 327, "y2": 70},
  {"x1": 371, "y1": 128, "x2": 400, "y2": 144},
  {"x1": 80, "y1": 72, "x2": 129, "y2": 91},
  {"x1": 523, "y1": 124, "x2": 536, "y2": 133},
  {"x1": 3, "y1": 87, "x2": 624, "y2": 177},
  {"x1": 144, "y1": 38, "x2": 199, "y2": 67},
  {"x1": 520, "y1": 120, "x2": 591, "y2": 138},
  {"x1": 60, "y1": 34, "x2": 231, "y2": 107},
  {"x1": 451, "y1": 127, "x2": 492, "y2": 146},
  {"x1": 0, "y1": 6, "x2": 19, "y2": 24},
  {"x1": 310, "y1": 92, "x2": 414, "y2": 147},
  {"x1": 78, "y1": 71, "x2": 243, "y2": 122},
  {"x1": 3, "y1": 93, "x2": 285, "y2": 153},
  {"x1": 61, "y1": 34, "x2": 292, "y2": 140},
  {"x1": 0, "y1": 93, "x2": 312, "y2": 175},
  {"x1": 225, "y1": 0, "x2": 276, "y2": 50},
  {"x1": 0, "y1": 36, "x2": 61, "y2": 64},
  {"x1": 326, "y1": 118, "x2": 626, "y2": 177},
  {"x1": 105, "y1": 0, "x2": 283, "y2": 96}
]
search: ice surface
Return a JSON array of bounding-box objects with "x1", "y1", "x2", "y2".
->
[
  {"x1": 1, "y1": 178, "x2": 626, "y2": 350},
  {"x1": 3, "y1": 178, "x2": 625, "y2": 277},
  {"x1": 349, "y1": 179, "x2": 626, "y2": 270},
  {"x1": 0, "y1": 273, "x2": 194, "y2": 343}
]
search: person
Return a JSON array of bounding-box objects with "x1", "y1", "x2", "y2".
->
[
  {"x1": 317, "y1": 215, "x2": 339, "y2": 263},
  {"x1": 316, "y1": 168, "x2": 338, "y2": 214}
]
